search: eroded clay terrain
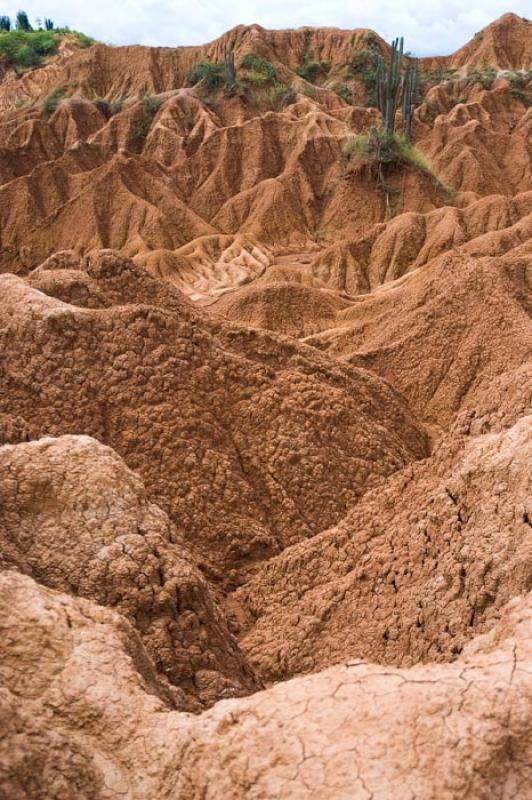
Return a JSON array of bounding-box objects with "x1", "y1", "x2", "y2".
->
[{"x1": 1, "y1": 11, "x2": 532, "y2": 799}]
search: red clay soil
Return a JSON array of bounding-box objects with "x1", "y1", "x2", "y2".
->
[{"x1": 0, "y1": 12, "x2": 531, "y2": 800}]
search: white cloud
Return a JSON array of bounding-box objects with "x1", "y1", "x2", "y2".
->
[{"x1": 8, "y1": 0, "x2": 530, "y2": 55}]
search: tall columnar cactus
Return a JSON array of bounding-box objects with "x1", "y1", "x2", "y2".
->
[
  {"x1": 224, "y1": 47, "x2": 237, "y2": 92},
  {"x1": 402, "y1": 61, "x2": 420, "y2": 141},
  {"x1": 376, "y1": 37, "x2": 403, "y2": 135},
  {"x1": 375, "y1": 37, "x2": 419, "y2": 141}
]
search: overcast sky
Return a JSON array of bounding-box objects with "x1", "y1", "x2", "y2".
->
[{"x1": 7, "y1": 1, "x2": 530, "y2": 55}]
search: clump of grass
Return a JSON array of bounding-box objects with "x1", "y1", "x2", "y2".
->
[
  {"x1": 334, "y1": 84, "x2": 352, "y2": 104},
  {"x1": 343, "y1": 129, "x2": 454, "y2": 198},
  {"x1": 93, "y1": 96, "x2": 110, "y2": 117},
  {"x1": 268, "y1": 83, "x2": 296, "y2": 110},
  {"x1": 68, "y1": 30, "x2": 94, "y2": 49},
  {"x1": 505, "y1": 69, "x2": 532, "y2": 89},
  {"x1": 189, "y1": 60, "x2": 224, "y2": 92},
  {"x1": 110, "y1": 97, "x2": 124, "y2": 115},
  {"x1": 296, "y1": 52, "x2": 330, "y2": 84},
  {"x1": 132, "y1": 94, "x2": 162, "y2": 140},
  {"x1": 466, "y1": 67, "x2": 497, "y2": 90},
  {"x1": 342, "y1": 133, "x2": 371, "y2": 159},
  {"x1": 240, "y1": 52, "x2": 277, "y2": 85},
  {"x1": 511, "y1": 87, "x2": 532, "y2": 107},
  {"x1": 42, "y1": 85, "x2": 66, "y2": 114}
]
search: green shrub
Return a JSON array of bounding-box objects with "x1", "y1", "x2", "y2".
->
[
  {"x1": 0, "y1": 29, "x2": 57, "y2": 68},
  {"x1": 189, "y1": 60, "x2": 224, "y2": 92},
  {"x1": 344, "y1": 129, "x2": 454, "y2": 197},
  {"x1": 240, "y1": 52, "x2": 277, "y2": 83},
  {"x1": 0, "y1": 28, "x2": 94, "y2": 71},
  {"x1": 349, "y1": 48, "x2": 381, "y2": 107},
  {"x1": 0, "y1": 15, "x2": 11, "y2": 31},
  {"x1": 511, "y1": 87, "x2": 532, "y2": 107},
  {"x1": 334, "y1": 84, "x2": 352, "y2": 104},
  {"x1": 110, "y1": 97, "x2": 124, "y2": 115},
  {"x1": 296, "y1": 52, "x2": 330, "y2": 84},
  {"x1": 300, "y1": 84, "x2": 317, "y2": 98},
  {"x1": 42, "y1": 85, "x2": 65, "y2": 114},
  {"x1": 419, "y1": 68, "x2": 457, "y2": 90},
  {"x1": 132, "y1": 95, "x2": 162, "y2": 140},
  {"x1": 506, "y1": 70, "x2": 532, "y2": 89},
  {"x1": 93, "y1": 96, "x2": 110, "y2": 116},
  {"x1": 133, "y1": 116, "x2": 151, "y2": 139},
  {"x1": 268, "y1": 83, "x2": 296, "y2": 110},
  {"x1": 466, "y1": 67, "x2": 497, "y2": 90},
  {"x1": 143, "y1": 94, "x2": 161, "y2": 117},
  {"x1": 418, "y1": 101, "x2": 437, "y2": 123}
]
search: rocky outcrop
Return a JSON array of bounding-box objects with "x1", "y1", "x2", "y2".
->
[
  {"x1": 0, "y1": 434, "x2": 258, "y2": 708},
  {"x1": 0, "y1": 252, "x2": 428, "y2": 587},
  {"x1": 3, "y1": 570, "x2": 532, "y2": 799}
]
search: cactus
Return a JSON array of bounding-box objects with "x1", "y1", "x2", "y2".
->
[
  {"x1": 374, "y1": 38, "x2": 419, "y2": 141},
  {"x1": 224, "y1": 47, "x2": 237, "y2": 93},
  {"x1": 402, "y1": 61, "x2": 420, "y2": 141}
]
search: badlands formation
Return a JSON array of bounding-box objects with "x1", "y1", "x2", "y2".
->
[{"x1": 1, "y1": 11, "x2": 532, "y2": 799}]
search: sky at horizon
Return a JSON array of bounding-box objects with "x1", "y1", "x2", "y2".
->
[{"x1": 2, "y1": 2, "x2": 530, "y2": 55}]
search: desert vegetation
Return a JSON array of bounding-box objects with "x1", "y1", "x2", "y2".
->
[
  {"x1": 296, "y1": 51, "x2": 330, "y2": 83},
  {"x1": 343, "y1": 36, "x2": 452, "y2": 215},
  {"x1": 240, "y1": 52, "x2": 278, "y2": 84},
  {"x1": 0, "y1": 11, "x2": 93, "y2": 71},
  {"x1": 41, "y1": 84, "x2": 65, "y2": 113}
]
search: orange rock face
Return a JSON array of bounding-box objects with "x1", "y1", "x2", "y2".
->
[{"x1": 0, "y1": 12, "x2": 531, "y2": 799}]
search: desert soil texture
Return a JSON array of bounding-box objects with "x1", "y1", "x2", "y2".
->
[{"x1": 1, "y1": 10, "x2": 532, "y2": 799}]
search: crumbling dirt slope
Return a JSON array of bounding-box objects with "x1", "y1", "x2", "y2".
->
[{"x1": 0, "y1": 12, "x2": 531, "y2": 799}]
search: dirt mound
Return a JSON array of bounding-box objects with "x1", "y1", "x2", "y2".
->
[
  {"x1": 308, "y1": 249, "x2": 532, "y2": 428},
  {"x1": 0, "y1": 434, "x2": 258, "y2": 708},
  {"x1": 232, "y1": 411, "x2": 532, "y2": 681},
  {"x1": 308, "y1": 193, "x2": 532, "y2": 294},
  {"x1": 3, "y1": 569, "x2": 532, "y2": 799},
  {"x1": 0, "y1": 251, "x2": 428, "y2": 588},
  {"x1": 213, "y1": 280, "x2": 351, "y2": 336}
]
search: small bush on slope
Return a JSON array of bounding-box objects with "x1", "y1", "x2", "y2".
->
[
  {"x1": 334, "y1": 84, "x2": 352, "y2": 104},
  {"x1": 296, "y1": 51, "x2": 330, "y2": 84},
  {"x1": 268, "y1": 83, "x2": 296, "y2": 110},
  {"x1": 240, "y1": 52, "x2": 278, "y2": 84},
  {"x1": 466, "y1": 66, "x2": 497, "y2": 89},
  {"x1": 41, "y1": 85, "x2": 65, "y2": 114},
  {"x1": 133, "y1": 94, "x2": 162, "y2": 140},
  {"x1": 189, "y1": 60, "x2": 225, "y2": 92},
  {"x1": 343, "y1": 130, "x2": 454, "y2": 199},
  {"x1": 350, "y1": 47, "x2": 381, "y2": 106}
]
